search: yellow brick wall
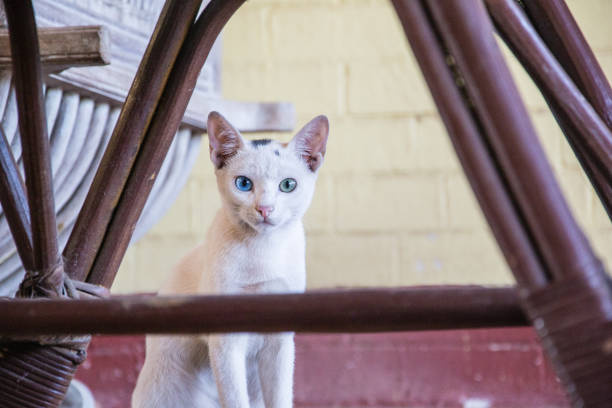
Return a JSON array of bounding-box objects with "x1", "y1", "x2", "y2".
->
[{"x1": 112, "y1": 0, "x2": 612, "y2": 293}]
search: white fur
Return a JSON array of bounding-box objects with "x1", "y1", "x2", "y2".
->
[{"x1": 132, "y1": 113, "x2": 328, "y2": 408}]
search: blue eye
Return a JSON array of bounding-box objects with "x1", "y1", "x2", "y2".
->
[
  {"x1": 279, "y1": 178, "x2": 297, "y2": 193},
  {"x1": 235, "y1": 176, "x2": 253, "y2": 191}
]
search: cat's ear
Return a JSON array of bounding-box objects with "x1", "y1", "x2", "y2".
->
[
  {"x1": 207, "y1": 111, "x2": 245, "y2": 169},
  {"x1": 290, "y1": 115, "x2": 329, "y2": 172}
]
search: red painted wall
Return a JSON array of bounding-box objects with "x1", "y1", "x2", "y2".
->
[{"x1": 76, "y1": 328, "x2": 568, "y2": 407}]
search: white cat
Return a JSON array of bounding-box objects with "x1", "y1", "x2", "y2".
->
[{"x1": 131, "y1": 111, "x2": 329, "y2": 408}]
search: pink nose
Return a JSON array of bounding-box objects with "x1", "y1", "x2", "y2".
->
[{"x1": 256, "y1": 205, "x2": 274, "y2": 218}]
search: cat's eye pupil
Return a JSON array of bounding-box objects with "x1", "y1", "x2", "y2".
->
[
  {"x1": 235, "y1": 176, "x2": 252, "y2": 191},
  {"x1": 279, "y1": 178, "x2": 297, "y2": 193}
]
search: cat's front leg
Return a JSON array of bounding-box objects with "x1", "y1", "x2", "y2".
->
[
  {"x1": 209, "y1": 334, "x2": 250, "y2": 408},
  {"x1": 258, "y1": 333, "x2": 295, "y2": 408}
]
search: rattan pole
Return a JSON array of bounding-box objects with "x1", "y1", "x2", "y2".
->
[
  {"x1": 522, "y1": 0, "x2": 612, "y2": 129},
  {"x1": 425, "y1": 0, "x2": 599, "y2": 281},
  {"x1": 0, "y1": 287, "x2": 526, "y2": 336},
  {"x1": 486, "y1": 0, "x2": 612, "y2": 217},
  {"x1": 390, "y1": 0, "x2": 549, "y2": 289},
  {"x1": 547, "y1": 101, "x2": 612, "y2": 221},
  {"x1": 517, "y1": 0, "x2": 612, "y2": 221},
  {"x1": 0, "y1": 3, "x2": 84, "y2": 407},
  {"x1": 0, "y1": 125, "x2": 33, "y2": 268},
  {"x1": 3, "y1": 0, "x2": 59, "y2": 275},
  {"x1": 87, "y1": 0, "x2": 247, "y2": 288},
  {"x1": 63, "y1": 0, "x2": 203, "y2": 282}
]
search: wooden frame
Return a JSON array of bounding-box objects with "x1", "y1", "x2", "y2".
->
[{"x1": 0, "y1": 0, "x2": 610, "y2": 407}]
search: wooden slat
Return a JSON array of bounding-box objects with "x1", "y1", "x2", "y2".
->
[
  {"x1": 0, "y1": 287, "x2": 526, "y2": 336},
  {"x1": 390, "y1": 0, "x2": 549, "y2": 289},
  {"x1": 44, "y1": 73, "x2": 296, "y2": 133},
  {"x1": 0, "y1": 26, "x2": 110, "y2": 72},
  {"x1": 87, "y1": 0, "x2": 247, "y2": 287},
  {"x1": 63, "y1": 0, "x2": 203, "y2": 282}
]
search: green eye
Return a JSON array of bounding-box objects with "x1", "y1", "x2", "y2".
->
[
  {"x1": 235, "y1": 176, "x2": 253, "y2": 191},
  {"x1": 279, "y1": 178, "x2": 297, "y2": 193}
]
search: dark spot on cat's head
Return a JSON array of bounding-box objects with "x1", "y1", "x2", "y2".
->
[
  {"x1": 251, "y1": 139, "x2": 272, "y2": 147},
  {"x1": 274, "y1": 150, "x2": 280, "y2": 156}
]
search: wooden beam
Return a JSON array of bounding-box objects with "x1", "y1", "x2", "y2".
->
[{"x1": 0, "y1": 26, "x2": 110, "y2": 72}]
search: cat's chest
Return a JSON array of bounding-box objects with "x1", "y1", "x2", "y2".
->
[{"x1": 215, "y1": 229, "x2": 305, "y2": 293}]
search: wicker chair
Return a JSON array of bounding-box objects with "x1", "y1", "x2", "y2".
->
[{"x1": 0, "y1": 1, "x2": 610, "y2": 407}]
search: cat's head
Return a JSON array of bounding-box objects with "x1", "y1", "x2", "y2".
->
[{"x1": 207, "y1": 111, "x2": 329, "y2": 233}]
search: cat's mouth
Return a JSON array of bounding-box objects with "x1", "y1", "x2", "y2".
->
[
  {"x1": 252, "y1": 212, "x2": 276, "y2": 227},
  {"x1": 259, "y1": 218, "x2": 276, "y2": 227},
  {"x1": 244, "y1": 214, "x2": 277, "y2": 231}
]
